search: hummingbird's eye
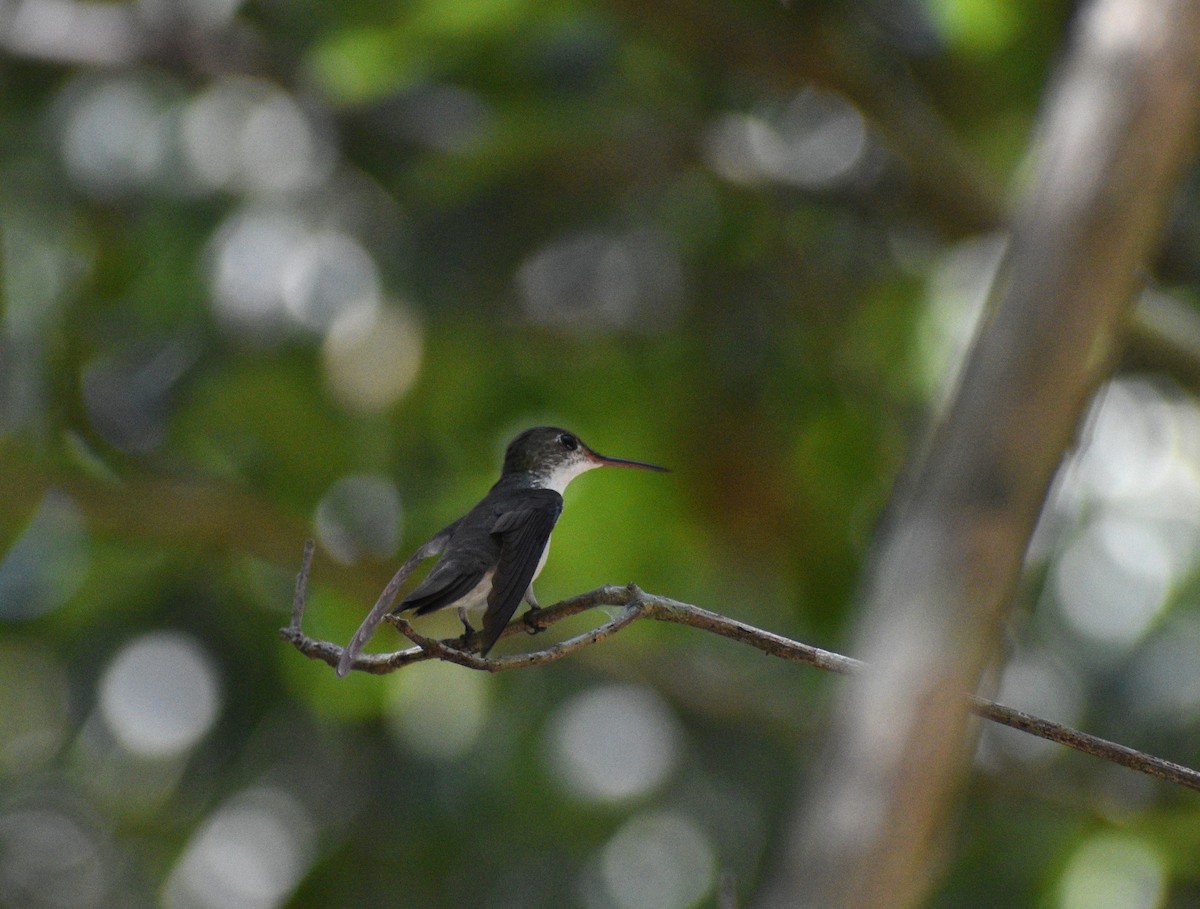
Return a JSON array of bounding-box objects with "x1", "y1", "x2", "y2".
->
[{"x1": 559, "y1": 433, "x2": 579, "y2": 451}]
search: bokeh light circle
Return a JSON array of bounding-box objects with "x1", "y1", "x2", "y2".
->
[
  {"x1": 1058, "y1": 834, "x2": 1164, "y2": 909},
  {"x1": 387, "y1": 661, "x2": 491, "y2": 760},
  {"x1": 600, "y1": 811, "x2": 714, "y2": 909},
  {"x1": 164, "y1": 787, "x2": 314, "y2": 909},
  {"x1": 99, "y1": 632, "x2": 221, "y2": 758},
  {"x1": 547, "y1": 684, "x2": 681, "y2": 802}
]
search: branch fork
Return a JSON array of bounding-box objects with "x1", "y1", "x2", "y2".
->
[{"x1": 281, "y1": 541, "x2": 1200, "y2": 793}]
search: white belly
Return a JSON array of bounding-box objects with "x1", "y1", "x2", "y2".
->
[
  {"x1": 449, "y1": 534, "x2": 554, "y2": 619},
  {"x1": 533, "y1": 539, "x2": 550, "y2": 580},
  {"x1": 458, "y1": 541, "x2": 551, "y2": 617},
  {"x1": 456, "y1": 570, "x2": 495, "y2": 616}
]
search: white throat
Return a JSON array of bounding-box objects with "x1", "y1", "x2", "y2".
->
[{"x1": 538, "y1": 458, "x2": 600, "y2": 494}]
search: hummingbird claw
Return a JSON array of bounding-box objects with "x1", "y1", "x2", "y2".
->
[
  {"x1": 456, "y1": 606, "x2": 478, "y2": 648},
  {"x1": 523, "y1": 606, "x2": 546, "y2": 636}
]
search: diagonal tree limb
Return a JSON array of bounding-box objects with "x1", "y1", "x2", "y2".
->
[
  {"x1": 281, "y1": 543, "x2": 1200, "y2": 794},
  {"x1": 759, "y1": 3, "x2": 1200, "y2": 907}
]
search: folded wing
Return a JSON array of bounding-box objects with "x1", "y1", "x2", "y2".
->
[{"x1": 479, "y1": 489, "x2": 563, "y2": 655}]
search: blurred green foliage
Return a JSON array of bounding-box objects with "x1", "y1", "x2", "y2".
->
[{"x1": 3, "y1": 0, "x2": 1200, "y2": 907}]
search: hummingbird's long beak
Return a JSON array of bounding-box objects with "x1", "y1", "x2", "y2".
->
[{"x1": 587, "y1": 449, "x2": 669, "y2": 472}]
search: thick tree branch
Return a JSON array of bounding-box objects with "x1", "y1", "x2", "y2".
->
[
  {"x1": 765, "y1": 3, "x2": 1200, "y2": 907},
  {"x1": 282, "y1": 542, "x2": 1200, "y2": 794}
]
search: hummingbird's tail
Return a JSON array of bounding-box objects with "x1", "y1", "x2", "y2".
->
[{"x1": 336, "y1": 525, "x2": 457, "y2": 676}]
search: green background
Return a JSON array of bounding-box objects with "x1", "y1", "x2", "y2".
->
[{"x1": 2, "y1": 0, "x2": 1199, "y2": 906}]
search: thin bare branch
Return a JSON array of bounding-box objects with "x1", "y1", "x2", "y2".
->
[
  {"x1": 391, "y1": 605, "x2": 644, "y2": 673},
  {"x1": 967, "y1": 697, "x2": 1200, "y2": 792},
  {"x1": 281, "y1": 551, "x2": 1200, "y2": 794},
  {"x1": 290, "y1": 538, "x2": 315, "y2": 632}
]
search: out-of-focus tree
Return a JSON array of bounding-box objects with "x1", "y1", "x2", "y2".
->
[{"x1": 3, "y1": 1, "x2": 1200, "y2": 907}]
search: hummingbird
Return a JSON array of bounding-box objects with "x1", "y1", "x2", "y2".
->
[{"x1": 336, "y1": 427, "x2": 667, "y2": 676}]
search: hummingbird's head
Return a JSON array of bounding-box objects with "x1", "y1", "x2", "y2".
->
[{"x1": 502, "y1": 426, "x2": 667, "y2": 493}]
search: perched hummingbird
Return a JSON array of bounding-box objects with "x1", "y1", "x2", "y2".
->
[{"x1": 337, "y1": 427, "x2": 667, "y2": 676}]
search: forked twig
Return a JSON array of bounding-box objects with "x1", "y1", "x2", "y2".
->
[{"x1": 280, "y1": 542, "x2": 1200, "y2": 793}]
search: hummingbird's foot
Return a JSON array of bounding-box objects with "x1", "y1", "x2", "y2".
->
[
  {"x1": 455, "y1": 607, "x2": 477, "y2": 648},
  {"x1": 523, "y1": 605, "x2": 546, "y2": 636}
]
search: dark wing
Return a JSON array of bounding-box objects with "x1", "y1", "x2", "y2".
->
[
  {"x1": 478, "y1": 489, "x2": 563, "y2": 655},
  {"x1": 336, "y1": 520, "x2": 459, "y2": 678},
  {"x1": 397, "y1": 508, "x2": 499, "y2": 615},
  {"x1": 401, "y1": 562, "x2": 486, "y2": 616}
]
